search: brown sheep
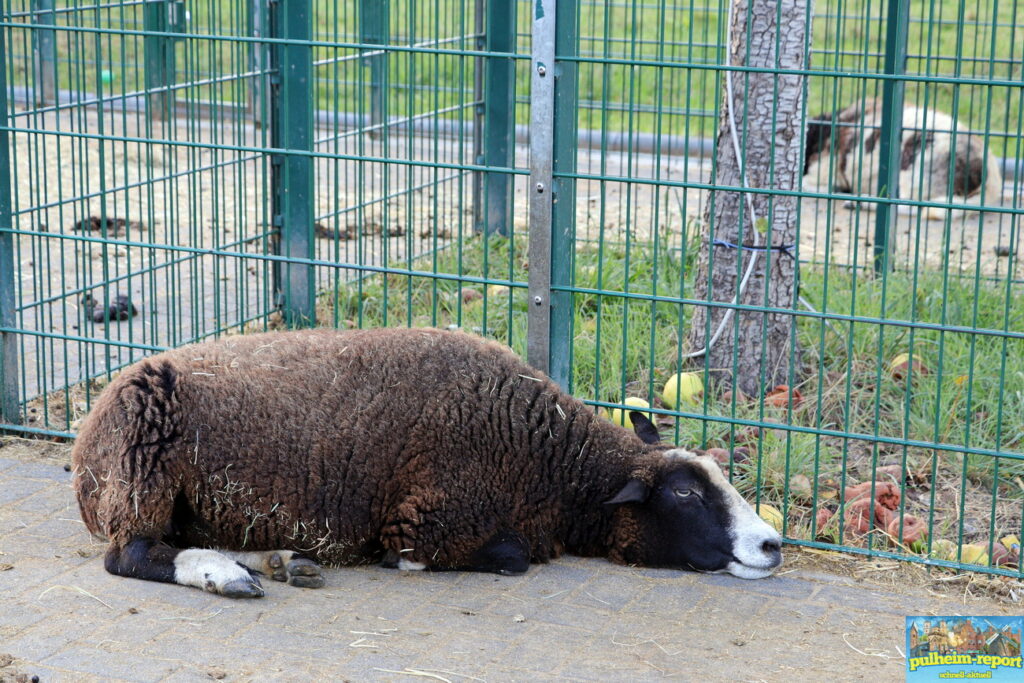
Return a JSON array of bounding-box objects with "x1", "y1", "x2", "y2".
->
[{"x1": 72, "y1": 328, "x2": 782, "y2": 598}]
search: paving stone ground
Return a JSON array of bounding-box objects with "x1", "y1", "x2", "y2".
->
[{"x1": 0, "y1": 444, "x2": 1020, "y2": 682}]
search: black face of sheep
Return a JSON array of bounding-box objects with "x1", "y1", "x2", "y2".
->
[
  {"x1": 71, "y1": 328, "x2": 783, "y2": 598},
  {"x1": 605, "y1": 439, "x2": 782, "y2": 579}
]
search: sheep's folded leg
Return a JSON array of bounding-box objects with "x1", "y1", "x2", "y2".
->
[
  {"x1": 468, "y1": 529, "x2": 531, "y2": 575},
  {"x1": 221, "y1": 550, "x2": 326, "y2": 589},
  {"x1": 380, "y1": 529, "x2": 531, "y2": 575},
  {"x1": 105, "y1": 538, "x2": 264, "y2": 598}
]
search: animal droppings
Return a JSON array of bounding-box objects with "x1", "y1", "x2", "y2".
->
[{"x1": 82, "y1": 293, "x2": 138, "y2": 323}]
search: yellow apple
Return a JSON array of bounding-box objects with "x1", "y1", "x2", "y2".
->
[
  {"x1": 959, "y1": 543, "x2": 989, "y2": 566},
  {"x1": 604, "y1": 397, "x2": 651, "y2": 427},
  {"x1": 756, "y1": 503, "x2": 784, "y2": 532},
  {"x1": 661, "y1": 372, "x2": 703, "y2": 409},
  {"x1": 888, "y1": 353, "x2": 930, "y2": 380}
]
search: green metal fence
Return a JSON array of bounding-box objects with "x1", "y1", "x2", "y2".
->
[{"x1": 2, "y1": 0, "x2": 1022, "y2": 579}]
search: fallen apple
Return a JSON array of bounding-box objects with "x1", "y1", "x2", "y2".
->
[
  {"x1": 764, "y1": 384, "x2": 803, "y2": 408},
  {"x1": 886, "y1": 514, "x2": 927, "y2": 545},
  {"x1": 788, "y1": 474, "x2": 813, "y2": 500},
  {"x1": 843, "y1": 481, "x2": 901, "y2": 513},
  {"x1": 604, "y1": 397, "x2": 651, "y2": 427},
  {"x1": 704, "y1": 447, "x2": 730, "y2": 466},
  {"x1": 485, "y1": 284, "x2": 511, "y2": 299},
  {"x1": 721, "y1": 388, "x2": 750, "y2": 405},
  {"x1": 888, "y1": 352, "x2": 930, "y2": 381},
  {"x1": 661, "y1": 372, "x2": 703, "y2": 409},
  {"x1": 843, "y1": 499, "x2": 874, "y2": 535},
  {"x1": 460, "y1": 287, "x2": 483, "y2": 304},
  {"x1": 1000, "y1": 535, "x2": 1020, "y2": 554},
  {"x1": 756, "y1": 503, "x2": 784, "y2": 532},
  {"x1": 959, "y1": 543, "x2": 989, "y2": 566},
  {"x1": 991, "y1": 544, "x2": 1018, "y2": 567}
]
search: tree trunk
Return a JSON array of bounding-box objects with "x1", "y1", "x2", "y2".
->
[{"x1": 686, "y1": 0, "x2": 809, "y2": 397}]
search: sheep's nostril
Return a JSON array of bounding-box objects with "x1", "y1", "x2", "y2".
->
[{"x1": 762, "y1": 538, "x2": 782, "y2": 556}]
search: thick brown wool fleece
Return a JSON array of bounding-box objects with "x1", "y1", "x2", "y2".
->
[{"x1": 72, "y1": 328, "x2": 665, "y2": 567}]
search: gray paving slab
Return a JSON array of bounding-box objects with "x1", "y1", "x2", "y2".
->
[{"x1": 0, "y1": 452, "x2": 1021, "y2": 683}]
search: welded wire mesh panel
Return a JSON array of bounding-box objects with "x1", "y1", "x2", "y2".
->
[
  {"x1": 308, "y1": 0, "x2": 530, "y2": 342},
  {"x1": 804, "y1": 0, "x2": 1022, "y2": 274},
  {"x1": 558, "y1": 0, "x2": 1024, "y2": 579},
  {"x1": 2, "y1": 0, "x2": 275, "y2": 434},
  {"x1": 0, "y1": 0, "x2": 535, "y2": 436}
]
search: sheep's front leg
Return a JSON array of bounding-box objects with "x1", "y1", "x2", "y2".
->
[
  {"x1": 105, "y1": 538, "x2": 264, "y2": 598},
  {"x1": 221, "y1": 550, "x2": 325, "y2": 588}
]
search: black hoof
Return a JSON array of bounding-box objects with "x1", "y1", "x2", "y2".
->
[
  {"x1": 288, "y1": 574, "x2": 326, "y2": 589},
  {"x1": 217, "y1": 575, "x2": 265, "y2": 599},
  {"x1": 286, "y1": 558, "x2": 325, "y2": 588},
  {"x1": 268, "y1": 552, "x2": 325, "y2": 588}
]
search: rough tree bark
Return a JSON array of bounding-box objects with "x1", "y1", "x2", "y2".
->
[{"x1": 686, "y1": 0, "x2": 809, "y2": 397}]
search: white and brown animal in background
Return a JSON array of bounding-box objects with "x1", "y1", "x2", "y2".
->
[
  {"x1": 804, "y1": 98, "x2": 1003, "y2": 220},
  {"x1": 72, "y1": 328, "x2": 782, "y2": 598}
]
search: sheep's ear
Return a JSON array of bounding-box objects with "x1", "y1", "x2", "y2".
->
[
  {"x1": 630, "y1": 412, "x2": 661, "y2": 445},
  {"x1": 604, "y1": 479, "x2": 650, "y2": 506}
]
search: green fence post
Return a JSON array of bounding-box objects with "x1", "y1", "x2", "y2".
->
[
  {"x1": 477, "y1": 0, "x2": 516, "y2": 235},
  {"x1": 873, "y1": 0, "x2": 910, "y2": 274},
  {"x1": 548, "y1": 0, "x2": 578, "y2": 388},
  {"x1": 248, "y1": 0, "x2": 271, "y2": 127},
  {"x1": 360, "y1": 0, "x2": 389, "y2": 135},
  {"x1": 144, "y1": 0, "x2": 176, "y2": 119},
  {"x1": 472, "y1": 0, "x2": 485, "y2": 235},
  {"x1": 32, "y1": 0, "x2": 56, "y2": 105},
  {"x1": 271, "y1": 0, "x2": 315, "y2": 327},
  {"x1": 0, "y1": 24, "x2": 20, "y2": 426}
]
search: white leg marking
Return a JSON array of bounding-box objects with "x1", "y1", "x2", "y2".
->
[
  {"x1": 173, "y1": 549, "x2": 264, "y2": 597},
  {"x1": 398, "y1": 559, "x2": 427, "y2": 571}
]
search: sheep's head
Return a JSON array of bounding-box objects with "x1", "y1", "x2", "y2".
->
[{"x1": 605, "y1": 413, "x2": 783, "y2": 579}]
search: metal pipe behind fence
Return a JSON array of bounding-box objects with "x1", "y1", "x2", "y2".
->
[{"x1": 11, "y1": 84, "x2": 1024, "y2": 181}]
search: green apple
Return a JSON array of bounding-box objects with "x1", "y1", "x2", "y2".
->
[
  {"x1": 661, "y1": 372, "x2": 703, "y2": 409},
  {"x1": 604, "y1": 397, "x2": 651, "y2": 427}
]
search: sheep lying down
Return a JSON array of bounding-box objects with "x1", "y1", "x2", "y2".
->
[{"x1": 72, "y1": 328, "x2": 782, "y2": 598}]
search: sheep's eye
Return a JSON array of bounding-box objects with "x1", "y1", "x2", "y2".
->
[{"x1": 674, "y1": 488, "x2": 694, "y2": 498}]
